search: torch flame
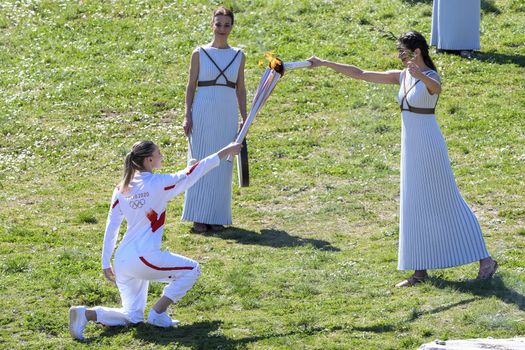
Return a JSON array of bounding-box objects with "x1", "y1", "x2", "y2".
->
[{"x1": 264, "y1": 52, "x2": 284, "y2": 74}]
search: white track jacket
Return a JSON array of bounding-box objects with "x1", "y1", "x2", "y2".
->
[{"x1": 101, "y1": 154, "x2": 220, "y2": 269}]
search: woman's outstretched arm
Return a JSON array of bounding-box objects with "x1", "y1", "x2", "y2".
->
[
  {"x1": 162, "y1": 142, "x2": 242, "y2": 200},
  {"x1": 308, "y1": 56, "x2": 401, "y2": 85}
]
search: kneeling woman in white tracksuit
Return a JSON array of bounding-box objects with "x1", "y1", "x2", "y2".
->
[{"x1": 69, "y1": 140, "x2": 241, "y2": 340}]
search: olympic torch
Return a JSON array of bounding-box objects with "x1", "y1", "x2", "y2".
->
[
  {"x1": 230, "y1": 54, "x2": 312, "y2": 186},
  {"x1": 282, "y1": 60, "x2": 313, "y2": 71},
  {"x1": 233, "y1": 55, "x2": 312, "y2": 146}
]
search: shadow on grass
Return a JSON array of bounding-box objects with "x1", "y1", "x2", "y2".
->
[
  {"x1": 435, "y1": 50, "x2": 525, "y2": 67},
  {"x1": 481, "y1": 0, "x2": 501, "y2": 14},
  {"x1": 132, "y1": 320, "x2": 242, "y2": 349},
  {"x1": 401, "y1": 0, "x2": 432, "y2": 4},
  {"x1": 95, "y1": 320, "x2": 394, "y2": 349},
  {"x1": 407, "y1": 298, "x2": 478, "y2": 322},
  {"x1": 429, "y1": 276, "x2": 525, "y2": 311},
  {"x1": 473, "y1": 52, "x2": 525, "y2": 67},
  {"x1": 199, "y1": 227, "x2": 340, "y2": 251}
]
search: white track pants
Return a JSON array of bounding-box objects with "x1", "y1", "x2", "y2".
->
[{"x1": 94, "y1": 250, "x2": 200, "y2": 325}]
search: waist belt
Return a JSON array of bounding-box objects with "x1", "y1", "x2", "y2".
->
[
  {"x1": 198, "y1": 80, "x2": 236, "y2": 89},
  {"x1": 400, "y1": 106, "x2": 435, "y2": 114}
]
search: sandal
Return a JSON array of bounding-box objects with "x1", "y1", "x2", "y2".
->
[
  {"x1": 395, "y1": 274, "x2": 428, "y2": 288},
  {"x1": 477, "y1": 259, "x2": 498, "y2": 280},
  {"x1": 191, "y1": 222, "x2": 209, "y2": 233}
]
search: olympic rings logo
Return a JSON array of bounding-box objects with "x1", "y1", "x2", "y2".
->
[{"x1": 129, "y1": 199, "x2": 146, "y2": 209}]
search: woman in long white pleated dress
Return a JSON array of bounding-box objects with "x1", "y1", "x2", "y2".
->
[
  {"x1": 431, "y1": 0, "x2": 480, "y2": 57},
  {"x1": 308, "y1": 31, "x2": 497, "y2": 287},
  {"x1": 182, "y1": 6, "x2": 247, "y2": 233}
]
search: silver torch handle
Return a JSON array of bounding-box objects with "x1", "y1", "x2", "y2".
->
[{"x1": 283, "y1": 61, "x2": 312, "y2": 70}]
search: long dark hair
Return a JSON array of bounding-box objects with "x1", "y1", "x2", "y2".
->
[
  {"x1": 397, "y1": 30, "x2": 437, "y2": 72},
  {"x1": 119, "y1": 141, "x2": 157, "y2": 193}
]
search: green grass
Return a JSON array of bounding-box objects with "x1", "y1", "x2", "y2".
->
[{"x1": 0, "y1": 0, "x2": 524, "y2": 349}]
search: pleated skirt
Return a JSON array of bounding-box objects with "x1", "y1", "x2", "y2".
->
[
  {"x1": 182, "y1": 87, "x2": 238, "y2": 225},
  {"x1": 398, "y1": 112, "x2": 489, "y2": 270},
  {"x1": 430, "y1": 0, "x2": 480, "y2": 50}
]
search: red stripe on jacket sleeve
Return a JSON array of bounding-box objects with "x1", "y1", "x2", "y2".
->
[
  {"x1": 139, "y1": 256, "x2": 194, "y2": 271},
  {"x1": 164, "y1": 184, "x2": 176, "y2": 190},
  {"x1": 112, "y1": 199, "x2": 119, "y2": 209},
  {"x1": 186, "y1": 161, "x2": 201, "y2": 175}
]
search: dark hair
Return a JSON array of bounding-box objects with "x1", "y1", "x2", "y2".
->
[
  {"x1": 120, "y1": 140, "x2": 157, "y2": 192},
  {"x1": 213, "y1": 6, "x2": 234, "y2": 25},
  {"x1": 397, "y1": 30, "x2": 437, "y2": 72}
]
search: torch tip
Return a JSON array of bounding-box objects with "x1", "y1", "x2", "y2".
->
[
  {"x1": 265, "y1": 52, "x2": 285, "y2": 75},
  {"x1": 269, "y1": 58, "x2": 284, "y2": 74}
]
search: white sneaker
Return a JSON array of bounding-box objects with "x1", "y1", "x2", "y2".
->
[
  {"x1": 147, "y1": 309, "x2": 180, "y2": 328},
  {"x1": 69, "y1": 306, "x2": 88, "y2": 340}
]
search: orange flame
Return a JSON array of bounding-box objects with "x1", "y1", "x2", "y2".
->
[{"x1": 264, "y1": 52, "x2": 284, "y2": 74}]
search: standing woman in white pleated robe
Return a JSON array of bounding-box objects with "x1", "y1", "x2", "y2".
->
[
  {"x1": 431, "y1": 0, "x2": 480, "y2": 55},
  {"x1": 308, "y1": 31, "x2": 497, "y2": 287},
  {"x1": 182, "y1": 6, "x2": 247, "y2": 233}
]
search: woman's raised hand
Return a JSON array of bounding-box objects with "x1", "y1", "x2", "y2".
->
[
  {"x1": 407, "y1": 61, "x2": 425, "y2": 80},
  {"x1": 307, "y1": 56, "x2": 324, "y2": 68},
  {"x1": 183, "y1": 111, "x2": 193, "y2": 136},
  {"x1": 218, "y1": 142, "x2": 242, "y2": 160}
]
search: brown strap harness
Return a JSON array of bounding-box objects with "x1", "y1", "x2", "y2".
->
[
  {"x1": 400, "y1": 70, "x2": 439, "y2": 114},
  {"x1": 198, "y1": 48, "x2": 241, "y2": 89}
]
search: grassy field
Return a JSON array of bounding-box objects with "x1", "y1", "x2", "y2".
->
[{"x1": 0, "y1": 0, "x2": 524, "y2": 349}]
